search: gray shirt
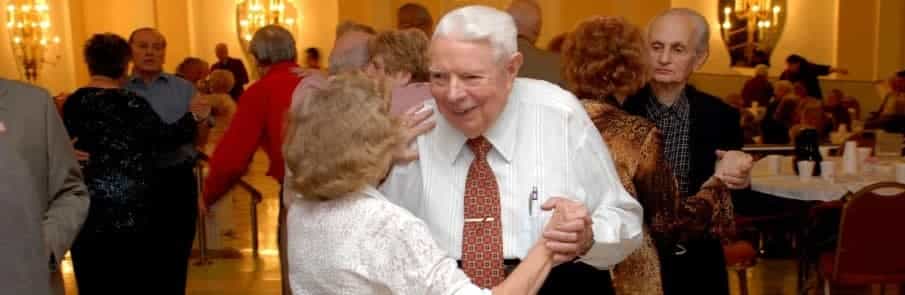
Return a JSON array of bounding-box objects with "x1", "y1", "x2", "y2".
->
[{"x1": 125, "y1": 73, "x2": 198, "y2": 167}]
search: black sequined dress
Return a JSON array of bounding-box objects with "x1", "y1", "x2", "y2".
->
[{"x1": 62, "y1": 87, "x2": 197, "y2": 234}]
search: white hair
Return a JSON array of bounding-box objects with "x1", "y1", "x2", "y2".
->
[
  {"x1": 433, "y1": 5, "x2": 518, "y2": 61},
  {"x1": 249, "y1": 25, "x2": 297, "y2": 66},
  {"x1": 649, "y1": 8, "x2": 710, "y2": 55},
  {"x1": 754, "y1": 64, "x2": 769, "y2": 77}
]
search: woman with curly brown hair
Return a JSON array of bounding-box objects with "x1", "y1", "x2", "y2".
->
[
  {"x1": 284, "y1": 72, "x2": 564, "y2": 295},
  {"x1": 561, "y1": 16, "x2": 735, "y2": 295},
  {"x1": 365, "y1": 28, "x2": 432, "y2": 116}
]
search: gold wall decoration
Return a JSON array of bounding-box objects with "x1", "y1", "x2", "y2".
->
[
  {"x1": 718, "y1": 0, "x2": 786, "y2": 68},
  {"x1": 236, "y1": 0, "x2": 298, "y2": 52},
  {"x1": 5, "y1": 0, "x2": 61, "y2": 83}
]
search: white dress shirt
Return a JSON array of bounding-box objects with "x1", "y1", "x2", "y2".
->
[
  {"x1": 287, "y1": 186, "x2": 490, "y2": 295},
  {"x1": 380, "y1": 78, "x2": 643, "y2": 269}
]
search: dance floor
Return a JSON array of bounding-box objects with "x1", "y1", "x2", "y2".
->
[{"x1": 57, "y1": 150, "x2": 896, "y2": 295}]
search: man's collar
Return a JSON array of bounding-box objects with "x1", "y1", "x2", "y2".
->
[
  {"x1": 128, "y1": 72, "x2": 169, "y2": 84},
  {"x1": 647, "y1": 88, "x2": 690, "y2": 118},
  {"x1": 433, "y1": 80, "x2": 521, "y2": 165}
]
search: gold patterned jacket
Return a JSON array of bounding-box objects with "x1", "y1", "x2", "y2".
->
[{"x1": 582, "y1": 99, "x2": 736, "y2": 295}]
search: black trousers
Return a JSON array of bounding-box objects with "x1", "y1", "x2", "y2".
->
[
  {"x1": 538, "y1": 262, "x2": 614, "y2": 294},
  {"x1": 71, "y1": 231, "x2": 155, "y2": 295},
  {"x1": 150, "y1": 165, "x2": 198, "y2": 295},
  {"x1": 658, "y1": 238, "x2": 729, "y2": 295}
]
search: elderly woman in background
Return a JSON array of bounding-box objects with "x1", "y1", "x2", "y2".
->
[
  {"x1": 200, "y1": 69, "x2": 237, "y2": 152},
  {"x1": 286, "y1": 72, "x2": 559, "y2": 294},
  {"x1": 742, "y1": 64, "x2": 773, "y2": 107},
  {"x1": 198, "y1": 69, "x2": 238, "y2": 253},
  {"x1": 761, "y1": 80, "x2": 795, "y2": 143},
  {"x1": 561, "y1": 16, "x2": 734, "y2": 295},
  {"x1": 201, "y1": 25, "x2": 304, "y2": 295},
  {"x1": 823, "y1": 89, "x2": 852, "y2": 131},
  {"x1": 790, "y1": 100, "x2": 830, "y2": 142},
  {"x1": 63, "y1": 33, "x2": 208, "y2": 293},
  {"x1": 176, "y1": 57, "x2": 211, "y2": 92},
  {"x1": 364, "y1": 28, "x2": 432, "y2": 116}
]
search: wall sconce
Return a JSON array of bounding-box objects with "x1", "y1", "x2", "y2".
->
[
  {"x1": 719, "y1": 0, "x2": 786, "y2": 67},
  {"x1": 236, "y1": 0, "x2": 298, "y2": 52},
  {"x1": 5, "y1": 0, "x2": 61, "y2": 83}
]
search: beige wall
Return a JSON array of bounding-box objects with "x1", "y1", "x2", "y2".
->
[
  {"x1": 874, "y1": 0, "x2": 905, "y2": 79},
  {"x1": 1, "y1": 0, "x2": 902, "y2": 97},
  {"x1": 671, "y1": 0, "x2": 840, "y2": 77}
]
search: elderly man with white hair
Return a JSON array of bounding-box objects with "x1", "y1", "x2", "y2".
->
[
  {"x1": 381, "y1": 5, "x2": 642, "y2": 294},
  {"x1": 621, "y1": 8, "x2": 754, "y2": 295}
]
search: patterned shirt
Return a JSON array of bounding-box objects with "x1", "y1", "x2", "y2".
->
[{"x1": 645, "y1": 92, "x2": 692, "y2": 196}]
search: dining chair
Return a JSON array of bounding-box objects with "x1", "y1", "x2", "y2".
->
[
  {"x1": 817, "y1": 182, "x2": 905, "y2": 295},
  {"x1": 724, "y1": 240, "x2": 758, "y2": 295}
]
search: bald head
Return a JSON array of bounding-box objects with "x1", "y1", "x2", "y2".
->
[
  {"x1": 329, "y1": 30, "x2": 373, "y2": 75},
  {"x1": 215, "y1": 43, "x2": 229, "y2": 61},
  {"x1": 398, "y1": 3, "x2": 434, "y2": 36},
  {"x1": 506, "y1": 0, "x2": 542, "y2": 43},
  {"x1": 648, "y1": 8, "x2": 710, "y2": 55}
]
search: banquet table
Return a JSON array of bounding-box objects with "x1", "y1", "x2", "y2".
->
[{"x1": 750, "y1": 156, "x2": 902, "y2": 202}]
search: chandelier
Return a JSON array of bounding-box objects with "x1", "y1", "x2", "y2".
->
[
  {"x1": 5, "y1": 0, "x2": 61, "y2": 83},
  {"x1": 236, "y1": 0, "x2": 298, "y2": 51},
  {"x1": 720, "y1": 0, "x2": 783, "y2": 66}
]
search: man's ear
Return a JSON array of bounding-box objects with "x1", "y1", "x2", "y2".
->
[
  {"x1": 693, "y1": 49, "x2": 710, "y2": 71},
  {"x1": 505, "y1": 52, "x2": 524, "y2": 79}
]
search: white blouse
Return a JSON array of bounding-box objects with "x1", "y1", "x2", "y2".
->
[{"x1": 286, "y1": 186, "x2": 491, "y2": 295}]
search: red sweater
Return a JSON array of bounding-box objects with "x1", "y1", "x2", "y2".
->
[{"x1": 203, "y1": 62, "x2": 302, "y2": 205}]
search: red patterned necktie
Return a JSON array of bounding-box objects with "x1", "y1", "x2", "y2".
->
[{"x1": 461, "y1": 136, "x2": 505, "y2": 288}]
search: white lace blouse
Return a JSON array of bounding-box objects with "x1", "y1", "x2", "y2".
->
[{"x1": 286, "y1": 186, "x2": 492, "y2": 295}]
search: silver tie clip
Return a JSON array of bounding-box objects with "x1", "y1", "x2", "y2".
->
[{"x1": 464, "y1": 217, "x2": 496, "y2": 223}]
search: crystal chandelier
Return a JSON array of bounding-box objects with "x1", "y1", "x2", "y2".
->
[
  {"x1": 720, "y1": 0, "x2": 782, "y2": 63},
  {"x1": 5, "y1": 0, "x2": 61, "y2": 83},
  {"x1": 236, "y1": 0, "x2": 298, "y2": 51}
]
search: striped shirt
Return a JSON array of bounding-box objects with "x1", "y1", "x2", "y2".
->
[{"x1": 379, "y1": 78, "x2": 643, "y2": 269}]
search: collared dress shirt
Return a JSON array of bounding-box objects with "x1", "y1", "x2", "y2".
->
[{"x1": 380, "y1": 78, "x2": 643, "y2": 269}]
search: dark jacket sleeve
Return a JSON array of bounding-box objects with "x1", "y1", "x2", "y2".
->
[
  {"x1": 234, "y1": 59, "x2": 250, "y2": 86},
  {"x1": 810, "y1": 62, "x2": 832, "y2": 76},
  {"x1": 723, "y1": 105, "x2": 745, "y2": 150}
]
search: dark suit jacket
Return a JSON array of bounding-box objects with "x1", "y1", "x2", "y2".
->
[
  {"x1": 211, "y1": 57, "x2": 250, "y2": 100},
  {"x1": 623, "y1": 85, "x2": 744, "y2": 195}
]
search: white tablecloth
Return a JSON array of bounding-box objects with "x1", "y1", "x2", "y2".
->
[{"x1": 750, "y1": 156, "x2": 900, "y2": 202}]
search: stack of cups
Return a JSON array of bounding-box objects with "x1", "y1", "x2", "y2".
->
[
  {"x1": 857, "y1": 147, "x2": 873, "y2": 173},
  {"x1": 842, "y1": 141, "x2": 858, "y2": 175},
  {"x1": 798, "y1": 160, "x2": 815, "y2": 182},
  {"x1": 821, "y1": 161, "x2": 835, "y2": 181}
]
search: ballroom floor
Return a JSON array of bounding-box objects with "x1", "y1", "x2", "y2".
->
[{"x1": 57, "y1": 150, "x2": 898, "y2": 295}]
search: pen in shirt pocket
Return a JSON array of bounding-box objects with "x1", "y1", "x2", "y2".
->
[{"x1": 529, "y1": 186, "x2": 538, "y2": 216}]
